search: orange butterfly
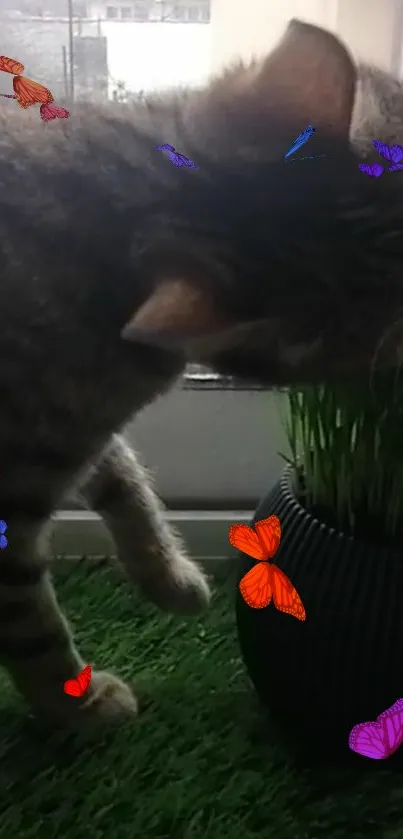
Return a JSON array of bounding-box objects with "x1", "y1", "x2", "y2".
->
[
  {"x1": 0, "y1": 55, "x2": 25, "y2": 75},
  {"x1": 228, "y1": 515, "x2": 306, "y2": 620},
  {"x1": 13, "y1": 75, "x2": 54, "y2": 109},
  {"x1": 63, "y1": 664, "x2": 92, "y2": 698}
]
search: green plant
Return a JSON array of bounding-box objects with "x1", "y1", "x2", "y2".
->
[{"x1": 280, "y1": 374, "x2": 403, "y2": 547}]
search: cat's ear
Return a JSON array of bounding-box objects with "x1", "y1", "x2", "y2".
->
[
  {"x1": 121, "y1": 280, "x2": 232, "y2": 347},
  {"x1": 121, "y1": 279, "x2": 318, "y2": 370},
  {"x1": 249, "y1": 18, "x2": 356, "y2": 135}
]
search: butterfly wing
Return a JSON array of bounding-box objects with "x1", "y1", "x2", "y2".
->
[
  {"x1": 372, "y1": 139, "x2": 403, "y2": 164},
  {"x1": 348, "y1": 720, "x2": 389, "y2": 759},
  {"x1": 63, "y1": 677, "x2": 82, "y2": 697},
  {"x1": 239, "y1": 563, "x2": 272, "y2": 609},
  {"x1": 283, "y1": 124, "x2": 315, "y2": 159},
  {"x1": 254, "y1": 516, "x2": 281, "y2": 558},
  {"x1": 155, "y1": 143, "x2": 175, "y2": 152},
  {"x1": 176, "y1": 153, "x2": 198, "y2": 169},
  {"x1": 0, "y1": 56, "x2": 24, "y2": 75},
  {"x1": 13, "y1": 75, "x2": 54, "y2": 108},
  {"x1": 40, "y1": 103, "x2": 70, "y2": 121},
  {"x1": 169, "y1": 151, "x2": 185, "y2": 167},
  {"x1": 349, "y1": 698, "x2": 403, "y2": 759},
  {"x1": 228, "y1": 523, "x2": 267, "y2": 560},
  {"x1": 358, "y1": 162, "x2": 383, "y2": 177},
  {"x1": 376, "y1": 698, "x2": 403, "y2": 755},
  {"x1": 271, "y1": 564, "x2": 306, "y2": 621},
  {"x1": 388, "y1": 163, "x2": 403, "y2": 172},
  {"x1": 76, "y1": 664, "x2": 92, "y2": 695},
  {"x1": 372, "y1": 139, "x2": 393, "y2": 161},
  {"x1": 390, "y1": 145, "x2": 403, "y2": 163}
]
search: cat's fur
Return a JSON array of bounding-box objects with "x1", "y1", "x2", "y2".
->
[{"x1": 1, "y1": 18, "x2": 403, "y2": 725}]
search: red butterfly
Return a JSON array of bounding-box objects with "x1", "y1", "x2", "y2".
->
[
  {"x1": 0, "y1": 55, "x2": 25, "y2": 75},
  {"x1": 64, "y1": 664, "x2": 92, "y2": 697},
  {"x1": 228, "y1": 515, "x2": 306, "y2": 620},
  {"x1": 13, "y1": 75, "x2": 54, "y2": 109},
  {"x1": 0, "y1": 54, "x2": 66, "y2": 121}
]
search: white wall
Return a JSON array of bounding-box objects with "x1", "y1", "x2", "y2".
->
[
  {"x1": 210, "y1": 0, "x2": 334, "y2": 72},
  {"x1": 101, "y1": 21, "x2": 210, "y2": 91},
  {"x1": 85, "y1": 5, "x2": 211, "y2": 92},
  {"x1": 210, "y1": 0, "x2": 402, "y2": 75}
]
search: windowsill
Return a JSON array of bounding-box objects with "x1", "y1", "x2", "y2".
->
[
  {"x1": 50, "y1": 509, "x2": 251, "y2": 570},
  {"x1": 183, "y1": 365, "x2": 270, "y2": 391}
]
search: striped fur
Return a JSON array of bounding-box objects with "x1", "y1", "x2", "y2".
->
[{"x1": 1, "y1": 18, "x2": 403, "y2": 726}]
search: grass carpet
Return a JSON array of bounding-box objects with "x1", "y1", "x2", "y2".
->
[{"x1": 0, "y1": 560, "x2": 402, "y2": 839}]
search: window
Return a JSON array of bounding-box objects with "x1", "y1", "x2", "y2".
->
[
  {"x1": 169, "y1": 6, "x2": 185, "y2": 23},
  {"x1": 168, "y1": 4, "x2": 210, "y2": 24},
  {"x1": 73, "y1": 1, "x2": 87, "y2": 15},
  {"x1": 106, "y1": 5, "x2": 119, "y2": 19},
  {"x1": 187, "y1": 6, "x2": 199, "y2": 22},
  {"x1": 120, "y1": 6, "x2": 133, "y2": 19},
  {"x1": 133, "y1": 1, "x2": 149, "y2": 21}
]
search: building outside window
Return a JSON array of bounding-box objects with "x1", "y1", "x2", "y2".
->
[
  {"x1": 106, "y1": 5, "x2": 119, "y2": 19},
  {"x1": 120, "y1": 6, "x2": 133, "y2": 18}
]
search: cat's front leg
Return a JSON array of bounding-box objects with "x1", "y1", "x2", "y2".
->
[
  {"x1": 78, "y1": 434, "x2": 211, "y2": 615},
  {"x1": 0, "y1": 519, "x2": 138, "y2": 726}
]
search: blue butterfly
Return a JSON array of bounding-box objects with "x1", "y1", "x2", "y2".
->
[
  {"x1": 0, "y1": 520, "x2": 8, "y2": 550},
  {"x1": 284, "y1": 124, "x2": 316, "y2": 159}
]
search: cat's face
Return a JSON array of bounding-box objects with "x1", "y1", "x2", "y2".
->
[{"x1": 122, "y1": 20, "x2": 403, "y2": 388}]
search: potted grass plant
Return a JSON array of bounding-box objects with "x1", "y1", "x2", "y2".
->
[{"x1": 236, "y1": 374, "x2": 403, "y2": 761}]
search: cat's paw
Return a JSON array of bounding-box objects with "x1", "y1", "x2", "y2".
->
[
  {"x1": 137, "y1": 552, "x2": 212, "y2": 615},
  {"x1": 82, "y1": 671, "x2": 138, "y2": 721}
]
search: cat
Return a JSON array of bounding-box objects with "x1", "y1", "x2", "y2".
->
[
  {"x1": 0, "y1": 17, "x2": 403, "y2": 727},
  {"x1": 124, "y1": 22, "x2": 403, "y2": 388}
]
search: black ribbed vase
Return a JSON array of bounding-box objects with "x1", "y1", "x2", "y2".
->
[{"x1": 236, "y1": 465, "x2": 403, "y2": 762}]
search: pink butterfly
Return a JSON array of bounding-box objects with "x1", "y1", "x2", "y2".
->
[
  {"x1": 348, "y1": 697, "x2": 403, "y2": 759},
  {"x1": 40, "y1": 103, "x2": 69, "y2": 121}
]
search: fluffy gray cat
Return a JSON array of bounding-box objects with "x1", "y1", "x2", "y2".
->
[{"x1": 0, "y1": 19, "x2": 402, "y2": 726}]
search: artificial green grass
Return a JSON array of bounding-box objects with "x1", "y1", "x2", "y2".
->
[{"x1": 0, "y1": 559, "x2": 402, "y2": 839}]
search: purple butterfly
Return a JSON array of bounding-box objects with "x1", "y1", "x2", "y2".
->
[
  {"x1": 358, "y1": 140, "x2": 403, "y2": 177},
  {"x1": 372, "y1": 139, "x2": 403, "y2": 165},
  {"x1": 169, "y1": 151, "x2": 198, "y2": 169},
  {"x1": 349, "y1": 697, "x2": 403, "y2": 759},
  {"x1": 156, "y1": 143, "x2": 198, "y2": 169},
  {"x1": 358, "y1": 162, "x2": 384, "y2": 178},
  {"x1": 155, "y1": 143, "x2": 175, "y2": 152}
]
